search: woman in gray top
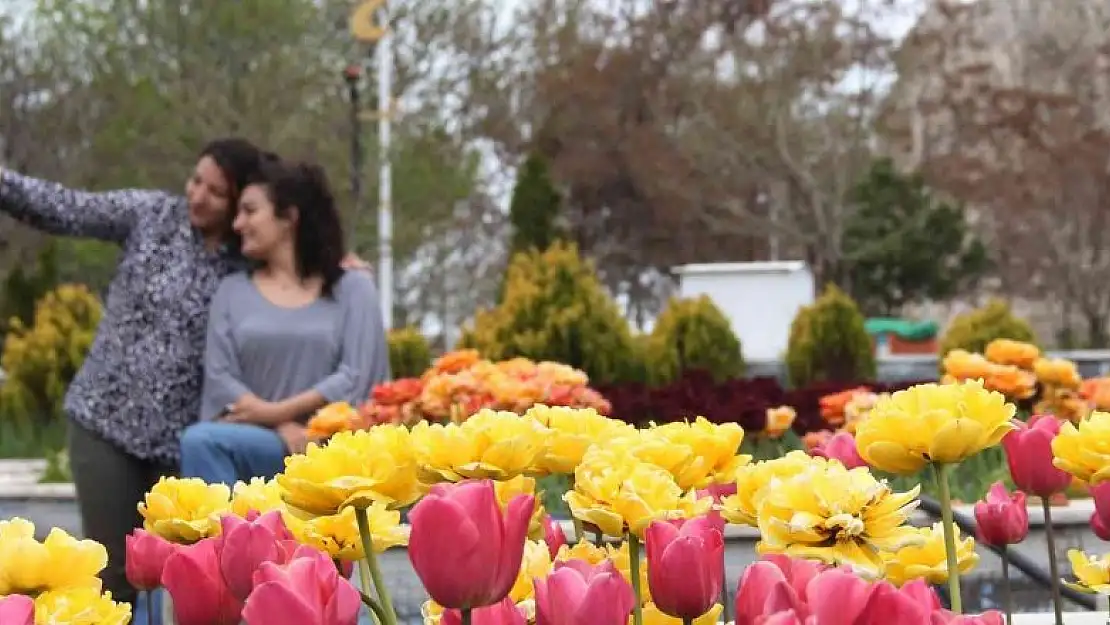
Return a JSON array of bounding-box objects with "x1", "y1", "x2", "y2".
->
[
  {"x1": 180, "y1": 158, "x2": 389, "y2": 485},
  {"x1": 0, "y1": 138, "x2": 266, "y2": 613}
]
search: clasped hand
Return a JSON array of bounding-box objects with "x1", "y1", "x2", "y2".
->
[{"x1": 223, "y1": 394, "x2": 285, "y2": 426}]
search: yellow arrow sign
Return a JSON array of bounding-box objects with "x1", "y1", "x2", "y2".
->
[{"x1": 350, "y1": 0, "x2": 389, "y2": 42}]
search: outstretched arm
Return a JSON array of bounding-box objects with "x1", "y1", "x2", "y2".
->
[{"x1": 0, "y1": 168, "x2": 169, "y2": 243}]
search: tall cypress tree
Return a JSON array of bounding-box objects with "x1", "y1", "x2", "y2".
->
[{"x1": 508, "y1": 152, "x2": 564, "y2": 255}]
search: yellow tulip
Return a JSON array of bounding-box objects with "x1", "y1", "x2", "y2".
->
[
  {"x1": 295, "y1": 503, "x2": 408, "y2": 561},
  {"x1": 410, "y1": 409, "x2": 547, "y2": 483},
  {"x1": 1065, "y1": 550, "x2": 1110, "y2": 594},
  {"x1": 882, "y1": 523, "x2": 979, "y2": 586},
  {"x1": 565, "y1": 447, "x2": 712, "y2": 538},
  {"x1": 555, "y1": 539, "x2": 609, "y2": 566},
  {"x1": 1052, "y1": 411, "x2": 1110, "y2": 484},
  {"x1": 607, "y1": 540, "x2": 653, "y2": 603},
  {"x1": 720, "y1": 452, "x2": 824, "y2": 527},
  {"x1": 507, "y1": 540, "x2": 554, "y2": 603},
  {"x1": 0, "y1": 519, "x2": 107, "y2": 595},
  {"x1": 494, "y1": 475, "x2": 548, "y2": 541},
  {"x1": 637, "y1": 418, "x2": 748, "y2": 490},
  {"x1": 137, "y1": 477, "x2": 231, "y2": 543},
  {"x1": 764, "y1": 406, "x2": 796, "y2": 439},
  {"x1": 755, "y1": 461, "x2": 923, "y2": 578},
  {"x1": 278, "y1": 425, "x2": 423, "y2": 516},
  {"x1": 34, "y1": 587, "x2": 131, "y2": 625},
  {"x1": 639, "y1": 602, "x2": 722, "y2": 625},
  {"x1": 230, "y1": 477, "x2": 285, "y2": 517},
  {"x1": 855, "y1": 380, "x2": 1016, "y2": 475},
  {"x1": 527, "y1": 404, "x2": 634, "y2": 475}
]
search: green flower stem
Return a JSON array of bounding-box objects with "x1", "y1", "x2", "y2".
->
[
  {"x1": 355, "y1": 507, "x2": 398, "y2": 625},
  {"x1": 1042, "y1": 499, "x2": 1064, "y2": 625},
  {"x1": 358, "y1": 590, "x2": 387, "y2": 625},
  {"x1": 682, "y1": 619, "x2": 694, "y2": 625},
  {"x1": 461, "y1": 608, "x2": 473, "y2": 625},
  {"x1": 628, "y1": 532, "x2": 645, "y2": 625},
  {"x1": 934, "y1": 463, "x2": 963, "y2": 614},
  {"x1": 1001, "y1": 550, "x2": 1013, "y2": 625}
]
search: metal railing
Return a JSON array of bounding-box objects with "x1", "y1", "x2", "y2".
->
[{"x1": 917, "y1": 494, "x2": 1097, "y2": 610}]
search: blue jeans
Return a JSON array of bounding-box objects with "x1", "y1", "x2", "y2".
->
[{"x1": 179, "y1": 421, "x2": 287, "y2": 486}]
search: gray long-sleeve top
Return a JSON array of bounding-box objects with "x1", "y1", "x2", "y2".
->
[
  {"x1": 200, "y1": 271, "x2": 390, "y2": 422},
  {"x1": 0, "y1": 169, "x2": 242, "y2": 464}
]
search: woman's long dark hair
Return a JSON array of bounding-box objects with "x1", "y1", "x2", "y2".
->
[
  {"x1": 198, "y1": 137, "x2": 273, "y2": 249},
  {"x1": 247, "y1": 159, "x2": 346, "y2": 296}
]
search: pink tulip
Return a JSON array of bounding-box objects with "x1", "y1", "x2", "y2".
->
[
  {"x1": 126, "y1": 529, "x2": 178, "y2": 590},
  {"x1": 734, "y1": 559, "x2": 813, "y2": 625},
  {"x1": 440, "y1": 597, "x2": 527, "y2": 625},
  {"x1": 932, "y1": 611, "x2": 1006, "y2": 624},
  {"x1": 542, "y1": 514, "x2": 567, "y2": 559},
  {"x1": 162, "y1": 538, "x2": 243, "y2": 625},
  {"x1": 409, "y1": 479, "x2": 535, "y2": 609},
  {"x1": 219, "y1": 510, "x2": 296, "y2": 601},
  {"x1": 645, "y1": 515, "x2": 725, "y2": 620},
  {"x1": 1002, "y1": 416, "x2": 1073, "y2": 497},
  {"x1": 697, "y1": 482, "x2": 738, "y2": 501},
  {"x1": 0, "y1": 594, "x2": 33, "y2": 625},
  {"x1": 1090, "y1": 481, "x2": 1110, "y2": 541},
  {"x1": 242, "y1": 545, "x2": 361, "y2": 625},
  {"x1": 534, "y1": 559, "x2": 635, "y2": 625},
  {"x1": 809, "y1": 431, "x2": 868, "y2": 469},
  {"x1": 973, "y1": 482, "x2": 1029, "y2": 547}
]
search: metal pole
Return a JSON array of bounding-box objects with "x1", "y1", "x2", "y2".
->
[
  {"x1": 376, "y1": 1, "x2": 394, "y2": 330},
  {"x1": 343, "y1": 65, "x2": 362, "y2": 251}
]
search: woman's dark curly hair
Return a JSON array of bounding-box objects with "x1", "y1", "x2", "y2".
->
[
  {"x1": 245, "y1": 159, "x2": 347, "y2": 296},
  {"x1": 198, "y1": 138, "x2": 273, "y2": 249}
]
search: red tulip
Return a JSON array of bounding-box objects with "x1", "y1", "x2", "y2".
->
[
  {"x1": 0, "y1": 595, "x2": 33, "y2": 625},
  {"x1": 440, "y1": 597, "x2": 526, "y2": 625},
  {"x1": 1002, "y1": 416, "x2": 1073, "y2": 497},
  {"x1": 126, "y1": 529, "x2": 178, "y2": 590},
  {"x1": 242, "y1": 545, "x2": 361, "y2": 625},
  {"x1": 534, "y1": 559, "x2": 634, "y2": 625},
  {"x1": 645, "y1": 515, "x2": 725, "y2": 620},
  {"x1": 162, "y1": 538, "x2": 243, "y2": 625},
  {"x1": 973, "y1": 482, "x2": 1029, "y2": 547},
  {"x1": 408, "y1": 479, "x2": 535, "y2": 609},
  {"x1": 809, "y1": 431, "x2": 868, "y2": 469},
  {"x1": 542, "y1": 514, "x2": 567, "y2": 559},
  {"x1": 219, "y1": 510, "x2": 296, "y2": 601},
  {"x1": 1090, "y1": 481, "x2": 1110, "y2": 540}
]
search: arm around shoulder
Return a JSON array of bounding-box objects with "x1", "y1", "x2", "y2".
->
[{"x1": 0, "y1": 167, "x2": 170, "y2": 243}]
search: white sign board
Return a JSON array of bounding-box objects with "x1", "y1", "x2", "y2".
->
[{"x1": 673, "y1": 261, "x2": 815, "y2": 362}]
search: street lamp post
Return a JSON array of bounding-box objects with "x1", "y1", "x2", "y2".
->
[
  {"x1": 350, "y1": 0, "x2": 394, "y2": 330},
  {"x1": 342, "y1": 64, "x2": 362, "y2": 252}
]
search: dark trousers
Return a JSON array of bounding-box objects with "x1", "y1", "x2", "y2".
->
[{"x1": 67, "y1": 421, "x2": 172, "y2": 607}]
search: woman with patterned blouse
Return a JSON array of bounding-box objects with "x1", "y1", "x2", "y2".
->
[{"x1": 0, "y1": 138, "x2": 270, "y2": 616}]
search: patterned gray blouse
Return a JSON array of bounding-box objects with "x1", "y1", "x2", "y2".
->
[{"x1": 0, "y1": 169, "x2": 242, "y2": 464}]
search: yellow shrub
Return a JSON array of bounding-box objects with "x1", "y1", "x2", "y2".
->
[
  {"x1": 646, "y1": 296, "x2": 743, "y2": 384},
  {"x1": 939, "y1": 298, "x2": 1036, "y2": 360},
  {"x1": 0, "y1": 284, "x2": 101, "y2": 425},
  {"x1": 785, "y1": 285, "x2": 875, "y2": 387},
  {"x1": 460, "y1": 243, "x2": 635, "y2": 384},
  {"x1": 387, "y1": 327, "x2": 432, "y2": 379}
]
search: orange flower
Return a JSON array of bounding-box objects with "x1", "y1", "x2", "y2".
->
[
  {"x1": 764, "y1": 406, "x2": 796, "y2": 439},
  {"x1": 424, "y1": 349, "x2": 482, "y2": 378},
  {"x1": 983, "y1": 365, "x2": 1037, "y2": 400},
  {"x1": 371, "y1": 378, "x2": 424, "y2": 405},
  {"x1": 803, "y1": 430, "x2": 833, "y2": 452},
  {"x1": 1034, "y1": 358, "x2": 1082, "y2": 390},
  {"x1": 984, "y1": 339, "x2": 1040, "y2": 370},
  {"x1": 1081, "y1": 378, "x2": 1110, "y2": 411},
  {"x1": 942, "y1": 349, "x2": 994, "y2": 380},
  {"x1": 818, "y1": 387, "x2": 870, "y2": 427},
  {"x1": 306, "y1": 402, "x2": 364, "y2": 439}
]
